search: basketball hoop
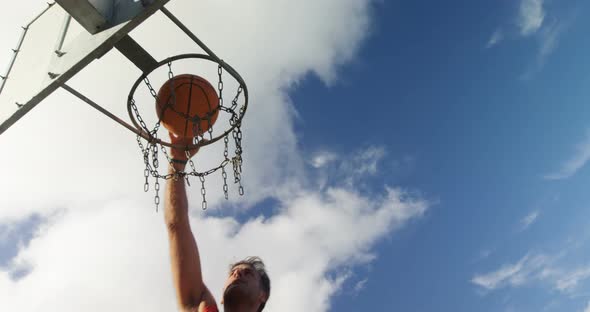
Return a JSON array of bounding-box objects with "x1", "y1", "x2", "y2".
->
[
  {"x1": 0, "y1": 1, "x2": 248, "y2": 211},
  {"x1": 128, "y1": 54, "x2": 248, "y2": 210}
]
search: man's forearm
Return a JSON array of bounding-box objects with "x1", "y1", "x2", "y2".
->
[
  {"x1": 165, "y1": 165, "x2": 189, "y2": 227},
  {"x1": 165, "y1": 164, "x2": 205, "y2": 307}
]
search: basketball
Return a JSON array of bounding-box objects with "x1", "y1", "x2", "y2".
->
[{"x1": 156, "y1": 74, "x2": 219, "y2": 137}]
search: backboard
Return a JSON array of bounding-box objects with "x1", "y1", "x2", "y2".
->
[{"x1": 0, "y1": 0, "x2": 170, "y2": 135}]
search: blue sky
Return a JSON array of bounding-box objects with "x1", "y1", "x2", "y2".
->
[
  {"x1": 299, "y1": 0, "x2": 590, "y2": 311},
  {"x1": 2, "y1": 0, "x2": 590, "y2": 311}
]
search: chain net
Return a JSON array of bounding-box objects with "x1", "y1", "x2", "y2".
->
[{"x1": 128, "y1": 58, "x2": 246, "y2": 211}]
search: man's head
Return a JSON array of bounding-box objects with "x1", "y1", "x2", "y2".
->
[{"x1": 222, "y1": 257, "x2": 270, "y2": 312}]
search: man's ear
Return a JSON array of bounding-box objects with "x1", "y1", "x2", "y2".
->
[{"x1": 257, "y1": 291, "x2": 268, "y2": 304}]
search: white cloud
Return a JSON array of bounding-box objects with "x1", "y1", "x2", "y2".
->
[
  {"x1": 0, "y1": 184, "x2": 427, "y2": 311},
  {"x1": 583, "y1": 300, "x2": 590, "y2": 312},
  {"x1": 471, "y1": 254, "x2": 536, "y2": 290},
  {"x1": 471, "y1": 253, "x2": 561, "y2": 291},
  {"x1": 478, "y1": 249, "x2": 493, "y2": 260},
  {"x1": 521, "y1": 21, "x2": 566, "y2": 80},
  {"x1": 515, "y1": 0, "x2": 559, "y2": 78},
  {"x1": 309, "y1": 146, "x2": 389, "y2": 190},
  {"x1": 537, "y1": 23, "x2": 562, "y2": 61},
  {"x1": 488, "y1": 0, "x2": 568, "y2": 77},
  {"x1": 520, "y1": 211, "x2": 539, "y2": 231},
  {"x1": 487, "y1": 29, "x2": 504, "y2": 48},
  {"x1": 349, "y1": 146, "x2": 387, "y2": 176},
  {"x1": 0, "y1": 1, "x2": 430, "y2": 311},
  {"x1": 310, "y1": 151, "x2": 338, "y2": 168},
  {"x1": 555, "y1": 266, "x2": 590, "y2": 292},
  {"x1": 471, "y1": 251, "x2": 590, "y2": 296},
  {"x1": 340, "y1": 146, "x2": 386, "y2": 186},
  {"x1": 518, "y1": 0, "x2": 545, "y2": 36},
  {"x1": 353, "y1": 278, "x2": 368, "y2": 293},
  {"x1": 488, "y1": 0, "x2": 546, "y2": 42},
  {"x1": 544, "y1": 131, "x2": 590, "y2": 180}
]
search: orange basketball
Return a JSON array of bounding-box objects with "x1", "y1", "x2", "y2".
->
[{"x1": 156, "y1": 74, "x2": 219, "y2": 137}]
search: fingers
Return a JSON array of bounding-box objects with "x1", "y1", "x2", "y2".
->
[
  {"x1": 168, "y1": 132, "x2": 184, "y2": 145},
  {"x1": 169, "y1": 132, "x2": 192, "y2": 147},
  {"x1": 168, "y1": 132, "x2": 201, "y2": 160},
  {"x1": 169, "y1": 132, "x2": 208, "y2": 146}
]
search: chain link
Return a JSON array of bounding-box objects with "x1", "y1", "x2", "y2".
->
[
  {"x1": 167, "y1": 62, "x2": 177, "y2": 121},
  {"x1": 160, "y1": 144, "x2": 173, "y2": 165},
  {"x1": 218, "y1": 64, "x2": 224, "y2": 108},
  {"x1": 130, "y1": 99, "x2": 151, "y2": 133},
  {"x1": 214, "y1": 61, "x2": 223, "y2": 140},
  {"x1": 168, "y1": 62, "x2": 174, "y2": 80},
  {"x1": 152, "y1": 133, "x2": 159, "y2": 169},
  {"x1": 221, "y1": 166, "x2": 229, "y2": 200},
  {"x1": 144, "y1": 168, "x2": 149, "y2": 192},
  {"x1": 238, "y1": 181, "x2": 244, "y2": 196},
  {"x1": 231, "y1": 86, "x2": 243, "y2": 111},
  {"x1": 223, "y1": 135, "x2": 229, "y2": 159},
  {"x1": 200, "y1": 175, "x2": 207, "y2": 210},
  {"x1": 154, "y1": 177, "x2": 161, "y2": 211},
  {"x1": 144, "y1": 76, "x2": 158, "y2": 99}
]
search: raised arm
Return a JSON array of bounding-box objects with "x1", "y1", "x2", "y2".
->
[{"x1": 164, "y1": 134, "x2": 211, "y2": 310}]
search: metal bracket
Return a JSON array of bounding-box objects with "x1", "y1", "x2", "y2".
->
[{"x1": 114, "y1": 35, "x2": 158, "y2": 73}]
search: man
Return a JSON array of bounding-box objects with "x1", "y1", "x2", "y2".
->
[{"x1": 164, "y1": 133, "x2": 270, "y2": 312}]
